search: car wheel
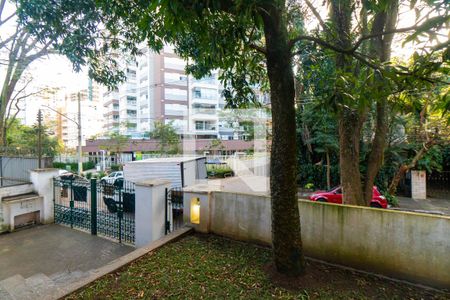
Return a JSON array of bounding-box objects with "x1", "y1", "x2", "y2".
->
[
  {"x1": 317, "y1": 198, "x2": 327, "y2": 202},
  {"x1": 370, "y1": 202, "x2": 382, "y2": 208},
  {"x1": 100, "y1": 179, "x2": 106, "y2": 184}
]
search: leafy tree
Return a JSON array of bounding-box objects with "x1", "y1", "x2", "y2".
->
[
  {"x1": 149, "y1": 121, "x2": 180, "y2": 155},
  {"x1": 0, "y1": 0, "x2": 54, "y2": 145},
  {"x1": 5, "y1": 119, "x2": 61, "y2": 157},
  {"x1": 16, "y1": 0, "x2": 449, "y2": 276},
  {"x1": 99, "y1": 132, "x2": 130, "y2": 164}
]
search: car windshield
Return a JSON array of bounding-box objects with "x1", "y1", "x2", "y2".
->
[{"x1": 327, "y1": 186, "x2": 340, "y2": 192}]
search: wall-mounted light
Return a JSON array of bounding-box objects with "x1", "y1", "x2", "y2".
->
[{"x1": 190, "y1": 197, "x2": 200, "y2": 224}]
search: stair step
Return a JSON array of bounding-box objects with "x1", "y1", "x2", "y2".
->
[
  {"x1": 0, "y1": 274, "x2": 34, "y2": 300},
  {"x1": 25, "y1": 273, "x2": 60, "y2": 299},
  {"x1": 50, "y1": 270, "x2": 90, "y2": 287},
  {"x1": 0, "y1": 286, "x2": 14, "y2": 300}
]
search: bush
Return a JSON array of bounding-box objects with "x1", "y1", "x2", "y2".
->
[
  {"x1": 85, "y1": 172, "x2": 92, "y2": 179},
  {"x1": 297, "y1": 164, "x2": 340, "y2": 190},
  {"x1": 53, "y1": 161, "x2": 95, "y2": 171},
  {"x1": 206, "y1": 164, "x2": 234, "y2": 178},
  {"x1": 110, "y1": 164, "x2": 122, "y2": 171}
]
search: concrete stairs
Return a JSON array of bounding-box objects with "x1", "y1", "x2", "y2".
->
[{"x1": 0, "y1": 270, "x2": 91, "y2": 300}]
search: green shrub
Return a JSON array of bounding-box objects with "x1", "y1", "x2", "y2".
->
[
  {"x1": 85, "y1": 172, "x2": 92, "y2": 179},
  {"x1": 206, "y1": 164, "x2": 234, "y2": 178},
  {"x1": 53, "y1": 161, "x2": 95, "y2": 171},
  {"x1": 110, "y1": 164, "x2": 121, "y2": 171},
  {"x1": 304, "y1": 183, "x2": 314, "y2": 189},
  {"x1": 297, "y1": 164, "x2": 340, "y2": 190}
]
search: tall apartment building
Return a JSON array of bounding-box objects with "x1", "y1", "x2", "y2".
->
[
  {"x1": 59, "y1": 82, "x2": 103, "y2": 149},
  {"x1": 18, "y1": 86, "x2": 63, "y2": 129},
  {"x1": 136, "y1": 45, "x2": 222, "y2": 138},
  {"x1": 102, "y1": 45, "x2": 268, "y2": 140},
  {"x1": 103, "y1": 62, "x2": 139, "y2": 136}
]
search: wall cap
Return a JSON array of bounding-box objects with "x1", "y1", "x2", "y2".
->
[
  {"x1": 30, "y1": 168, "x2": 60, "y2": 173},
  {"x1": 136, "y1": 179, "x2": 171, "y2": 187}
]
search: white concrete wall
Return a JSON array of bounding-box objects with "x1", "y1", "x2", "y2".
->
[
  {"x1": 0, "y1": 184, "x2": 35, "y2": 232},
  {"x1": 185, "y1": 190, "x2": 450, "y2": 289},
  {"x1": 411, "y1": 170, "x2": 427, "y2": 199},
  {"x1": 30, "y1": 168, "x2": 61, "y2": 224},
  {"x1": 135, "y1": 179, "x2": 171, "y2": 247}
]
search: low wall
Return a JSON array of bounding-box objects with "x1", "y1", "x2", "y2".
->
[
  {"x1": 0, "y1": 183, "x2": 35, "y2": 232},
  {"x1": 189, "y1": 191, "x2": 450, "y2": 289}
]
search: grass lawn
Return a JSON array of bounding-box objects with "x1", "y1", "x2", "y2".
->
[{"x1": 67, "y1": 234, "x2": 448, "y2": 299}]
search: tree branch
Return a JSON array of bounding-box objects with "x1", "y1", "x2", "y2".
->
[
  {"x1": 303, "y1": 0, "x2": 333, "y2": 37},
  {"x1": 249, "y1": 43, "x2": 266, "y2": 55}
]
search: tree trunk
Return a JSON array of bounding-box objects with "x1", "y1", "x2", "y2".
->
[
  {"x1": 363, "y1": 98, "x2": 388, "y2": 204},
  {"x1": 261, "y1": 2, "x2": 305, "y2": 276},
  {"x1": 363, "y1": 0, "x2": 398, "y2": 203},
  {"x1": 388, "y1": 140, "x2": 435, "y2": 195},
  {"x1": 326, "y1": 150, "x2": 331, "y2": 190},
  {"x1": 338, "y1": 108, "x2": 365, "y2": 205}
]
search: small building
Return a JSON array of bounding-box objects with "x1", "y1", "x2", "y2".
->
[{"x1": 123, "y1": 157, "x2": 207, "y2": 188}]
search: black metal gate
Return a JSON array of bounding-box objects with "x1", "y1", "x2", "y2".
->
[
  {"x1": 54, "y1": 174, "x2": 135, "y2": 244},
  {"x1": 165, "y1": 187, "x2": 184, "y2": 234}
]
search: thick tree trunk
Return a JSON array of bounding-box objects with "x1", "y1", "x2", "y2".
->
[
  {"x1": 363, "y1": 0, "x2": 398, "y2": 203},
  {"x1": 363, "y1": 98, "x2": 388, "y2": 203},
  {"x1": 338, "y1": 108, "x2": 365, "y2": 205},
  {"x1": 261, "y1": 2, "x2": 305, "y2": 276}
]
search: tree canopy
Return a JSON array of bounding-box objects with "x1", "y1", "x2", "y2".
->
[{"x1": 15, "y1": 0, "x2": 449, "y2": 276}]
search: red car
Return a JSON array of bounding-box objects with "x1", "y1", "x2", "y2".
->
[{"x1": 309, "y1": 186, "x2": 388, "y2": 208}]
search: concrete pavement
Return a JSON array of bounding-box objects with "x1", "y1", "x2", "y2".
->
[{"x1": 0, "y1": 224, "x2": 133, "y2": 299}]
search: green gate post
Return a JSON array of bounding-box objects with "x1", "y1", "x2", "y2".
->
[
  {"x1": 70, "y1": 178, "x2": 74, "y2": 228},
  {"x1": 90, "y1": 179, "x2": 97, "y2": 235},
  {"x1": 118, "y1": 189, "x2": 123, "y2": 243}
]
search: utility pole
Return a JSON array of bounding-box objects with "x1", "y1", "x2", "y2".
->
[
  {"x1": 37, "y1": 109, "x2": 43, "y2": 168},
  {"x1": 77, "y1": 92, "x2": 83, "y2": 175}
]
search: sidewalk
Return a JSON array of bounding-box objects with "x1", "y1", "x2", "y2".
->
[{"x1": 396, "y1": 196, "x2": 450, "y2": 215}]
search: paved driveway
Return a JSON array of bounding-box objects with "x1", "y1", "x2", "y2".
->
[
  {"x1": 0, "y1": 224, "x2": 133, "y2": 299},
  {"x1": 395, "y1": 196, "x2": 450, "y2": 215}
]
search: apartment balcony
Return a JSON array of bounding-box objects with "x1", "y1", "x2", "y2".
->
[
  {"x1": 165, "y1": 109, "x2": 187, "y2": 117},
  {"x1": 103, "y1": 99, "x2": 119, "y2": 107},
  {"x1": 191, "y1": 108, "x2": 216, "y2": 115},
  {"x1": 103, "y1": 111, "x2": 119, "y2": 117}
]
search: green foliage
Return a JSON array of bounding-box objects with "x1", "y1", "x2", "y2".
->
[
  {"x1": 206, "y1": 164, "x2": 234, "y2": 178},
  {"x1": 304, "y1": 183, "x2": 315, "y2": 190},
  {"x1": 52, "y1": 161, "x2": 95, "y2": 171},
  {"x1": 110, "y1": 164, "x2": 121, "y2": 171},
  {"x1": 97, "y1": 171, "x2": 106, "y2": 178},
  {"x1": 66, "y1": 234, "x2": 438, "y2": 299},
  {"x1": 85, "y1": 172, "x2": 92, "y2": 179},
  {"x1": 297, "y1": 164, "x2": 340, "y2": 190},
  {"x1": 384, "y1": 193, "x2": 399, "y2": 207},
  {"x1": 6, "y1": 119, "x2": 61, "y2": 157},
  {"x1": 148, "y1": 121, "x2": 180, "y2": 154}
]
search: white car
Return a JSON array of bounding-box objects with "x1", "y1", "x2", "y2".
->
[{"x1": 100, "y1": 171, "x2": 123, "y2": 184}]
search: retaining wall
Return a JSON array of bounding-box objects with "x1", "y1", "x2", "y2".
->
[{"x1": 185, "y1": 190, "x2": 450, "y2": 288}]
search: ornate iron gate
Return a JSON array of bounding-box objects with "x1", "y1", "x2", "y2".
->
[
  {"x1": 165, "y1": 187, "x2": 184, "y2": 234},
  {"x1": 53, "y1": 174, "x2": 135, "y2": 244}
]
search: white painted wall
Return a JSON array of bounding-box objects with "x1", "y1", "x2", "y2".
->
[
  {"x1": 135, "y1": 179, "x2": 171, "y2": 247},
  {"x1": 411, "y1": 170, "x2": 427, "y2": 199},
  {"x1": 0, "y1": 184, "x2": 35, "y2": 232},
  {"x1": 184, "y1": 190, "x2": 450, "y2": 289},
  {"x1": 30, "y1": 168, "x2": 61, "y2": 224}
]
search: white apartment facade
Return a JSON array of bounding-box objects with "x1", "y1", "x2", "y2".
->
[{"x1": 102, "y1": 45, "x2": 267, "y2": 140}]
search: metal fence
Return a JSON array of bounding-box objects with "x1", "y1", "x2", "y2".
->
[
  {"x1": 165, "y1": 187, "x2": 184, "y2": 234},
  {"x1": 0, "y1": 156, "x2": 52, "y2": 186},
  {"x1": 53, "y1": 175, "x2": 135, "y2": 244},
  {"x1": 427, "y1": 171, "x2": 450, "y2": 199}
]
